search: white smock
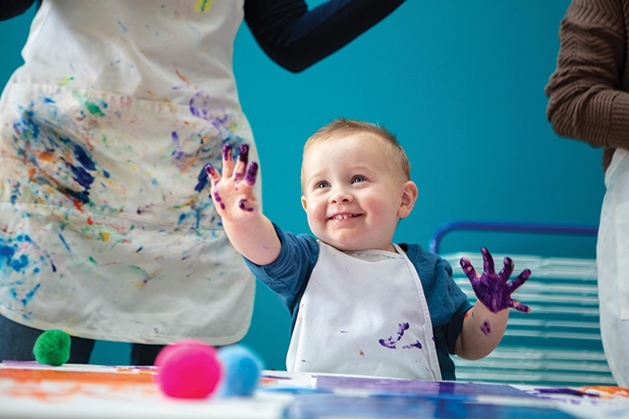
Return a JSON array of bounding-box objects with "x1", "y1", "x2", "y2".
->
[
  {"x1": 286, "y1": 242, "x2": 443, "y2": 380},
  {"x1": 0, "y1": 0, "x2": 260, "y2": 345},
  {"x1": 598, "y1": 147, "x2": 629, "y2": 387}
]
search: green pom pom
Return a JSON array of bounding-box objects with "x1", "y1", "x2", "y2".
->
[{"x1": 33, "y1": 330, "x2": 71, "y2": 367}]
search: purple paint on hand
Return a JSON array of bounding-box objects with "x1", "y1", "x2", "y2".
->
[
  {"x1": 205, "y1": 163, "x2": 217, "y2": 177},
  {"x1": 245, "y1": 162, "x2": 259, "y2": 186},
  {"x1": 238, "y1": 199, "x2": 254, "y2": 212},
  {"x1": 234, "y1": 145, "x2": 250, "y2": 182},
  {"x1": 460, "y1": 247, "x2": 531, "y2": 313},
  {"x1": 223, "y1": 143, "x2": 232, "y2": 161},
  {"x1": 238, "y1": 144, "x2": 249, "y2": 164},
  {"x1": 480, "y1": 320, "x2": 491, "y2": 335},
  {"x1": 213, "y1": 189, "x2": 225, "y2": 210}
]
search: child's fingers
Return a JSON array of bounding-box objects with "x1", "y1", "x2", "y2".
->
[
  {"x1": 245, "y1": 162, "x2": 259, "y2": 187},
  {"x1": 234, "y1": 144, "x2": 250, "y2": 182},
  {"x1": 481, "y1": 247, "x2": 495, "y2": 275},
  {"x1": 205, "y1": 164, "x2": 221, "y2": 185},
  {"x1": 499, "y1": 256, "x2": 514, "y2": 282},
  {"x1": 507, "y1": 269, "x2": 531, "y2": 293},
  {"x1": 511, "y1": 299, "x2": 531, "y2": 313},
  {"x1": 460, "y1": 257, "x2": 479, "y2": 285},
  {"x1": 222, "y1": 143, "x2": 234, "y2": 179}
]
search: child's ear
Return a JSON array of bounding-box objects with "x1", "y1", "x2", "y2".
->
[
  {"x1": 301, "y1": 195, "x2": 308, "y2": 212},
  {"x1": 398, "y1": 181, "x2": 418, "y2": 219}
]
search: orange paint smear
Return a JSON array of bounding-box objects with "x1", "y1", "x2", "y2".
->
[
  {"x1": 39, "y1": 151, "x2": 54, "y2": 162},
  {"x1": 6, "y1": 382, "x2": 85, "y2": 401},
  {"x1": 581, "y1": 386, "x2": 629, "y2": 399},
  {"x1": 0, "y1": 368, "x2": 154, "y2": 385},
  {"x1": 179, "y1": 155, "x2": 199, "y2": 174},
  {"x1": 174, "y1": 65, "x2": 198, "y2": 90}
]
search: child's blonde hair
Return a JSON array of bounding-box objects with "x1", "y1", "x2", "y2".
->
[{"x1": 302, "y1": 118, "x2": 411, "y2": 189}]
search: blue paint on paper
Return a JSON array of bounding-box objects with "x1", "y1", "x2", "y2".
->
[{"x1": 281, "y1": 375, "x2": 575, "y2": 419}]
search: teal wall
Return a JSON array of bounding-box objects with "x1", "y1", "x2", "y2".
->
[{"x1": 0, "y1": 1, "x2": 599, "y2": 370}]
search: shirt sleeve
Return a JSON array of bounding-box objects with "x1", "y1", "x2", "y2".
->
[
  {"x1": 430, "y1": 256, "x2": 473, "y2": 352},
  {"x1": 545, "y1": 0, "x2": 629, "y2": 155},
  {"x1": 244, "y1": 0, "x2": 406, "y2": 72},
  {"x1": 408, "y1": 246, "x2": 472, "y2": 348},
  {"x1": 0, "y1": 0, "x2": 36, "y2": 20},
  {"x1": 244, "y1": 222, "x2": 319, "y2": 316}
]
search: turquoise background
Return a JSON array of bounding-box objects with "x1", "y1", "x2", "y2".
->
[{"x1": 0, "y1": 1, "x2": 600, "y2": 370}]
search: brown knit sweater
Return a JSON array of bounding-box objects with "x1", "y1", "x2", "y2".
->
[{"x1": 545, "y1": 0, "x2": 629, "y2": 173}]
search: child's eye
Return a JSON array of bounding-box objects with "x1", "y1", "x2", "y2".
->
[
  {"x1": 315, "y1": 181, "x2": 330, "y2": 189},
  {"x1": 352, "y1": 175, "x2": 366, "y2": 184}
]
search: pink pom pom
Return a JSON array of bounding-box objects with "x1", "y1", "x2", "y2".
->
[{"x1": 154, "y1": 340, "x2": 222, "y2": 399}]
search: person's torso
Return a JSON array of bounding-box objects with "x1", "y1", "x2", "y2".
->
[
  {"x1": 0, "y1": 0, "x2": 258, "y2": 343},
  {"x1": 13, "y1": 0, "x2": 243, "y2": 109}
]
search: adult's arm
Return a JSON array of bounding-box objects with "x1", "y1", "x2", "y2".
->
[
  {"x1": 244, "y1": 0, "x2": 405, "y2": 73},
  {"x1": 0, "y1": 0, "x2": 36, "y2": 20},
  {"x1": 545, "y1": 0, "x2": 629, "y2": 157}
]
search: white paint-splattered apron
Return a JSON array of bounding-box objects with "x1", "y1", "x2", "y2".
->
[
  {"x1": 286, "y1": 242, "x2": 443, "y2": 380},
  {"x1": 597, "y1": 148, "x2": 629, "y2": 387},
  {"x1": 0, "y1": 0, "x2": 260, "y2": 345}
]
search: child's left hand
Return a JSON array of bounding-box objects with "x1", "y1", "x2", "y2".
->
[
  {"x1": 205, "y1": 143, "x2": 259, "y2": 224},
  {"x1": 460, "y1": 247, "x2": 531, "y2": 313}
]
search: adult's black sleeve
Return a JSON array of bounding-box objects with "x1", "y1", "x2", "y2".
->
[
  {"x1": 0, "y1": 0, "x2": 36, "y2": 21},
  {"x1": 244, "y1": 0, "x2": 405, "y2": 73}
]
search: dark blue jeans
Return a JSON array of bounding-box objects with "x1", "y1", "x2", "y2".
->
[{"x1": 0, "y1": 315, "x2": 164, "y2": 365}]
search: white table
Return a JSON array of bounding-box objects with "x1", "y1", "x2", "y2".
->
[{"x1": 1, "y1": 362, "x2": 627, "y2": 419}]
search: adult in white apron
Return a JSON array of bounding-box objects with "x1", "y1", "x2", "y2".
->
[
  {"x1": 597, "y1": 149, "x2": 629, "y2": 387},
  {"x1": 287, "y1": 242, "x2": 442, "y2": 380},
  {"x1": 545, "y1": 0, "x2": 629, "y2": 387},
  {"x1": 0, "y1": 0, "x2": 407, "y2": 363}
]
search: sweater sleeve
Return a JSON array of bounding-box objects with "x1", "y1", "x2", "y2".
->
[
  {"x1": 244, "y1": 0, "x2": 405, "y2": 73},
  {"x1": 545, "y1": 0, "x2": 629, "y2": 162},
  {"x1": 0, "y1": 0, "x2": 36, "y2": 21}
]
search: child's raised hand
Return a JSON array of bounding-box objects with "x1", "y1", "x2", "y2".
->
[
  {"x1": 460, "y1": 247, "x2": 531, "y2": 313},
  {"x1": 205, "y1": 143, "x2": 259, "y2": 223}
]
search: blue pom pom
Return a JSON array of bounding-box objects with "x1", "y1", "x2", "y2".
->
[{"x1": 216, "y1": 345, "x2": 264, "y2": 397}]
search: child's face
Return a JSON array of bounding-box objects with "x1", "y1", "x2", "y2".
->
[{"x1": 301, "y1": 133, "x2": 417, "y2": 252}]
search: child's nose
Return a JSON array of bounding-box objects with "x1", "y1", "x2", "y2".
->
[{"x1": 329, "y1": 188, "x2": 353, "y2": 204}]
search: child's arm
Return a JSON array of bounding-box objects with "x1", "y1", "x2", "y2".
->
[
  {"x1": 454, "y1": 247, "x2": 531, "y2": 360},
  {"x1": 205, "y1": 143, "x2": 281, "y2": 266}
]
